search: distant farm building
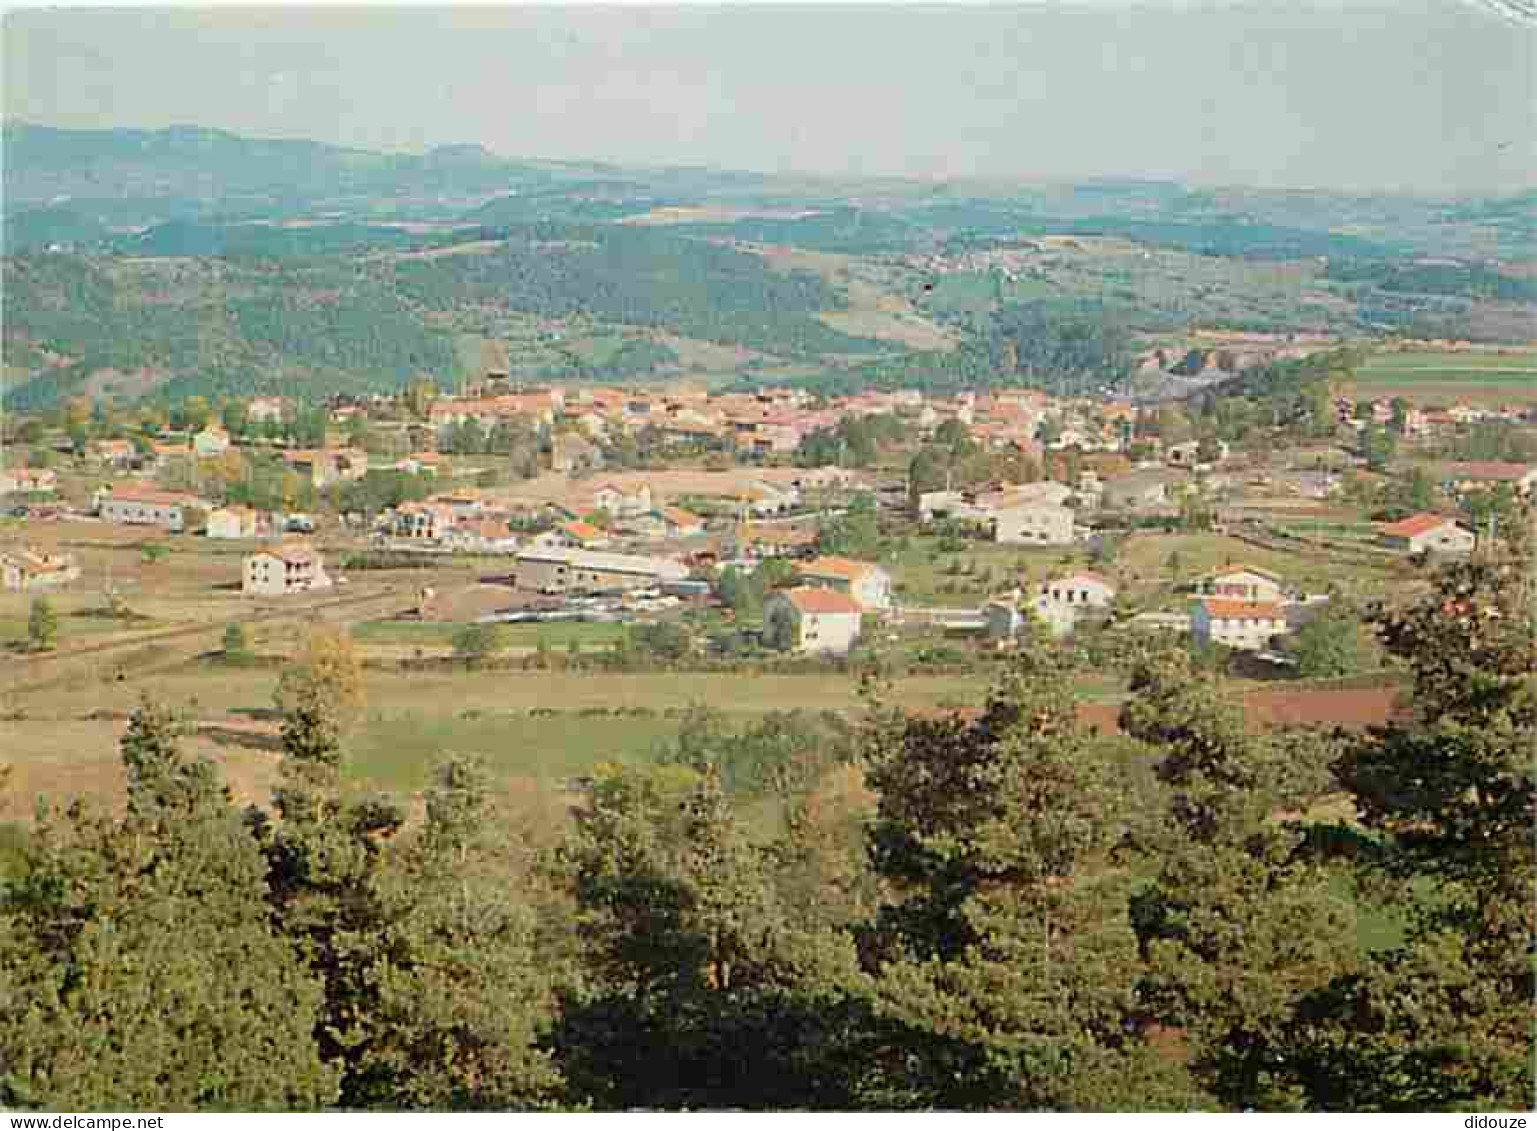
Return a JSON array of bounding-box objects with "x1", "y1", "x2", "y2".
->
[
  {"x1": 1376, "y1": 514, "x2": 1475, "y2": 554},
  {"x1": 242, "y1": 543, "x2": 332, "y2": 596}
]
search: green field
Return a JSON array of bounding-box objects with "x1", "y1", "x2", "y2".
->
[
  {"x1": 1344, "y1": 350, "x2": 1537, "y2": 403},
  {"x1": 347, "y1": 710, "x2": 677, "y2": 792}
]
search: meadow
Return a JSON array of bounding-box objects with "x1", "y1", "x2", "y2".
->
[{"x1": 1341, "y1": 349, "x2": 1537, "y2": 404}]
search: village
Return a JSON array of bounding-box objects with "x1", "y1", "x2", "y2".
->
[{"x1": 4, "y1": 367, "x2": 1533, "y2": 686}]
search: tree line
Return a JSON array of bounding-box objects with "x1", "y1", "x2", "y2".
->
[{"x1": 0, "y1": 534, "x2": 1530, "y2": 1110}]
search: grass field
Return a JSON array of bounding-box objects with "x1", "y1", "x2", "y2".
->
[
  {"x1": 1343, "y1": 349, "x2": 1537, "y2": 404},
  {"x1": 347, "y1": 711, "x2": 676, "y2": 793}
]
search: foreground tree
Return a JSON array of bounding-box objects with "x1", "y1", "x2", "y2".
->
[
  {"x1": 1279, "y1": 523, "x2": 1535, "y2": 1109},
  {"x1": 0, "y1": 698, "x2": 336, "y2": 1109},
  {"x1": 555, "y1": 762, "x2": 868, "y2": 1109},
  {"x1": 1119, "y1": 647, "x2": 1356, "y2": 1110},
  {"x1": 363, "y1": 755, "x2": 564, "y2": 1109},
  {"x1": 858, "y1": 630, "x2": 1202, "y2": 1110},
  {"x1": 257, "y1": 629, "x2": 403, "y2": 1104}
]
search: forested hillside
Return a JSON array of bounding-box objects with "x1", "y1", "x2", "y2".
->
[
  {"x1": 5, "y1": 123, "x2": 1535, "y2": 408},
  {"x1": 2, "y1": 219, "x2": 891, "y2": 408}
]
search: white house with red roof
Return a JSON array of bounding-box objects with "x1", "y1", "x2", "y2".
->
[
  {"x1": 1192, "y1": 566, "x2": 1287, "y2": 603},
  {"x1": 764, "y1": 587, "x2": 864, "y2": 655},
  {"x1": 1377, "y1": 514, "x2": 1475, "y2": 554},
  {"x1": 797, "y1": 556, "x2": 892, "y2": 610},
  {"x1": 1191, "y1": 598, "x2": 1288, "y2": 651}
]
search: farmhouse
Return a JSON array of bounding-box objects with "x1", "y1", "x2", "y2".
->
[
  {"x1": 1033, "y1": 571, "x2": 1117, "y2": 636},
  {"x1": 1192, "y1": 566, "x2": 1287, "y2": 603},
  {"x1": 541, "y1": 520, "x2": 611, "y2": 550},
  {"x1": 588, "y1": 482, "x2": 653, "y2": 519},
  {"x1": 1425, "y1": 462, "x2": 1537, "y2": 497},
  {"x1": 1377, "y1": 514, "x2": 1476, "y2": 554},
  {"x1": 391, "y1": 500, "x2": 456, "y2": 541},
  {"x1": 440, "y1": 519, "x2": 520, "y2": 553},
  {"x1": 90, "y1": 439, "x2": 139, "y2": 468},
  {"x1": 1191, "y1": 598, "x2": 1288, "y2": 652},
  {"x1": 510, "y1": 548, "x2": 689, "y2": 594},
  {"x1": 763, "y1": 587, "x2": 864, "y2": 656},
  {"x1": 281, "y1": 448, "x2": 368, "y2": 488},
  {"x1": 95, "y1": 485, "x2": 205, "y2": 531},
  {"x1": 1, "y1": 548, "x2": 81, "y2": 592},
  {"x1": 246, "y1": 396, "x2": 287, "y2": 424},
  {"x1": 242, "y1": 543, "x2": 332, "y2": 596},
  {"x1": 797, "y1": 556, "x2": 892, "y2": 610}
]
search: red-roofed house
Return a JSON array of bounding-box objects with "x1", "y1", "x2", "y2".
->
[
  {"x1": 1192, "y1": 566, "x2": 1287, "y2": 603},
  {"x1": 0, "y1": 468, "x2": 59, "y2": 496},
  {"x1": 1191, "y1": 598, "x2": 1288, "y2": 651},
  {"x1": 764, "y1": 587, "x2": 864, "y2": 655},
  {"x1": 1377, "y1": 514, "x2": 1475, "y2": 554},
  {"x1": 797, "y1": 556, "x2": 892, "y2": 610}
]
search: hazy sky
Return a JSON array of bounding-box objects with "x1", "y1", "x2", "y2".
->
[{"x1": 4, "y1": 2, "x2": 1534, "y2": 195}]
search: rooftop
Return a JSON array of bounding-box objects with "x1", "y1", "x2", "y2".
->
[
  {"x1": 1380, "y1": 513, "x2": 1462, "y2": 538},
  {"x1": 1199, "y1": 598, "x2": 1286, "y2": 621},
  {"x1": 779, "y1": 587, "x2": 864, "y2": 615}
]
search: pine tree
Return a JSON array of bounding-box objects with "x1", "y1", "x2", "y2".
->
[
  {"x1": 1278, "y1": 522, "x2": 1535, "y2": 1110},
  {"x1": 0, "y1": 696, "x2": 337, "y2": 1110},
  {"x1": 259, "y1": 631, "x2": 403, "y2": 1104},
  {"x1": 858, "y1": 628, "x2": 1202, "y2": 1110},
  {"x1": 555, "y1": 762, "x2": 867, "y2": 1110},
  {"x1": 1119, "y1": 647, "x2": 1357, "y2": 1110},
  {"x1": 363, "y1": 755, "x2": 564, "y2": 1109}
]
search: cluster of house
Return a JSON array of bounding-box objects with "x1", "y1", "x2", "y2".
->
[
  {"x1": 980, "y1": 564, "x2": 1336, "y2": 657},
  {"x1": 415, "y1": 375, "x2": 1149, "y2": 461},
  {"x1": 1334, "y1": 396, "x2": 1535, "y2": 438}
]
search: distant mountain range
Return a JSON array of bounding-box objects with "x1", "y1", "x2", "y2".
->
[{"x1": 4, "y1": 122, "x2": 1533, "y2": 412}]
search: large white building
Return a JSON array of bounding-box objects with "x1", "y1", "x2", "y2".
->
[
  {"x1": 1377, "y1": 514, "x2": 1476, "y2": 554},
  {"x1": 993, "y1": 500, "x2": 1075, "y2": 545},
  {"x1": 206, "y1": 506, "x2": 264, "y2": 539},
  {"x1": 510, "y1": 547, "x2": 689, "y2": 593}
]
